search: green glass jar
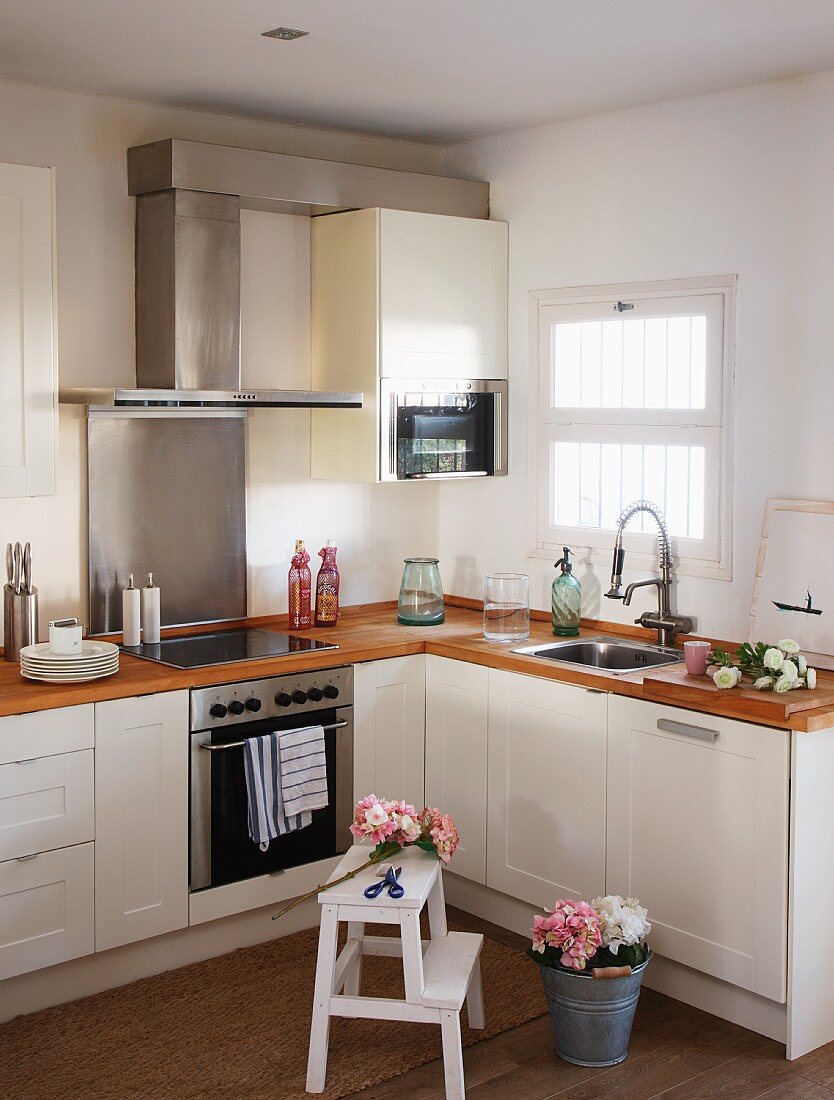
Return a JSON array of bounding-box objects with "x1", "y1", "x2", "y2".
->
[
  {"x1": 397, "y1": 558, "x2": 445, "y2": 626},
  {"x1": 551, "y1": 547, "x2": 581, "y2": 636}
]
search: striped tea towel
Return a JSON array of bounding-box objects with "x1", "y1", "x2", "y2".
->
[
  {"x1": 279, "y1": 725, "x2": 329, "y2": 818},
  {"x1": 243, "y1": 732, "x2": 312, "y2": 851}
]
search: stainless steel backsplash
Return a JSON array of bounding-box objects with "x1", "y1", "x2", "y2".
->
[{"x1": 87, "y1": 411, "x2": 246, "y2": 635}]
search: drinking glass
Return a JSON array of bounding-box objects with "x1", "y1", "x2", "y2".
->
[{"x1": 483, "y1": 573, "x2": 530, "y2": 642}]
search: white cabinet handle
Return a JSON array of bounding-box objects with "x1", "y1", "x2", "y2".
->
[
  {"x1": 657, "y1": 718, "x2": 719, "y2": 742},
  {"x1": 16, "y1": 853, "x2": 38, "y2": 862},
  {"x1": 14, "y1": 758, "x2": 37, "y2": 764}
]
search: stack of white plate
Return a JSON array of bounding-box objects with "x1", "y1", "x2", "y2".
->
[{"x1": 19, "y1": 640, "x2": 120, "y2": 683}]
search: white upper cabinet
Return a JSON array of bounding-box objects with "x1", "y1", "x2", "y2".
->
[
  {"x1": 378, "y1": 209, "x2": 508, "y2": 380},
  {"x1": 0, "y1": 162, "x2": 57, "y2": 497},
  {"x1": 606, "y1": 696, "x2": 790, "y2": 1002}
]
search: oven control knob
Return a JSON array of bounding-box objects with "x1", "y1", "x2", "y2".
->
[
  {"x1": 228, "y1": 700, "x2": 245, "y2": 715},
  {"x1": 292, "y1": 689, "x2": 308, "y2": 705},
  {"x1": 307, "y1": 687, "x2": 324, "y2": 702},
  {"x1": 275, "y1": 692, "x2": 292, "y2": 707},
  {"x1": 209, "y1": 703, "x2": 227, "y2": 719},
  {"x1": 244, "y1": 698, "x2": 262, "y2": 712},
  {"x1": 323, "y1": 684, "x2": 339, "y2": 700}
]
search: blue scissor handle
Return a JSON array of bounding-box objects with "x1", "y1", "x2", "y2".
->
[{"x1": 363, "y1": 866, "x2": 404, "y2": 900}]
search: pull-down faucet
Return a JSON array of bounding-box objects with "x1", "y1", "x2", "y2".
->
[{"x1": 605, "y1": 500, "x2": 694, "y2": 647}]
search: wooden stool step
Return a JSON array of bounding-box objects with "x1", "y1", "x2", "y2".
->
[{"x1": 421, "y1": 931, "x2": 484, "y2": 1010}]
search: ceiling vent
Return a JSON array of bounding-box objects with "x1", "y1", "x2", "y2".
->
[{"x1": 261, "y1": 27, "x2": 309, "y2": 41}]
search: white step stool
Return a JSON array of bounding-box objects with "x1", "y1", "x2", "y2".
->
[{"x1": 306, "y1": 844, "x2": 485, "y2": 1098}]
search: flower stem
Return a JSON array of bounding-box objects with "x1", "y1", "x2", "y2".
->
[{"x1": 271, "y1": 852, "x2": 388, "y2": 921}]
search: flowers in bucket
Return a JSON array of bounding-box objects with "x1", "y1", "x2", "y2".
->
[
  {"x1": 710, "y1": 639, "x2": 818, "y2": 693},
  {"x1": 527, "y1": 895, "x2": 651, "y2": 972},
  {"x1": 272, "y1": 795, "x2": 459, "y2": 920}
]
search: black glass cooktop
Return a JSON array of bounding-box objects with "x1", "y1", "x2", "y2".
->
[{"x1": 120, "y1": 628, "x2": 337, "y2": 669}]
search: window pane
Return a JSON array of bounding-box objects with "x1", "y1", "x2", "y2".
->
[
  {"x1": 552, "y1": 441, "x2": 705, "y2": 538},
  {"x1": 551, "y1": 315, "x2": 707, "y2": 410}
]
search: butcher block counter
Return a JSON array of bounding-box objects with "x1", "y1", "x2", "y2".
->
[{"x1": 0, "y1": 600, "x2": 832, "y2": 732}]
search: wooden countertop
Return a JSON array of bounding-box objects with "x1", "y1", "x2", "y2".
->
[{"x1": 1, "y1": 601, "x2": 832, "y2": 733}]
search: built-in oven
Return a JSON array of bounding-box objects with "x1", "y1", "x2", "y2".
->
[
  {"x1": 189, "y1": 666, "x2": 353, "y2": 892},
  {"x1": 380, "y1": 378, "x2": 508, "y2": 481}
]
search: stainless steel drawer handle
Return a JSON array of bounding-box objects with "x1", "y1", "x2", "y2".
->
[
  {"x1": 16, "y1": 853, "x2": 38, "y2": 862},
  {"x1": 201, "y1": 719, "x2": 348, "y2": 752},
  {"x1": 14, "y1": 758, "x2": 37, "y2": 765},
  {"x1": 657, "y1": 718, "x2": 719, "y2": 742}
]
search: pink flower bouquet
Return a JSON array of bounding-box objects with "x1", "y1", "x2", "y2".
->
[
  {"x1": 528, "y1": 895, "x2": 651, "y2": 972},
  {"x1": 273, "y1": 794, "x2": 459, "y2": 920}
]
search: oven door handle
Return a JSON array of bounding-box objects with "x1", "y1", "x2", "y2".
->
[{"x1": 200, "y1": 719, "x2": 349, "y2": 751}]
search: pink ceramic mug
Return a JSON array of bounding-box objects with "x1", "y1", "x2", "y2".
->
[{"x1": 683, "y1": 640, "x2": 711, "y2": 676}]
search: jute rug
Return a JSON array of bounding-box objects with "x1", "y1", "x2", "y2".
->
[{"x1": 0, "y1": 921, "x2": 546, "y2": 1099}]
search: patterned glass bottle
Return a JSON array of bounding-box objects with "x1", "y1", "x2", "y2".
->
[
  {"x1": 314, "y1": 541, "x2": 340, "y2": 627},
  {"x1": 288, "y1": 539, "x2": 312, "y2": 630},
  {"x1": 551, "y1": 546, "x2": 581, "y2": 637}
]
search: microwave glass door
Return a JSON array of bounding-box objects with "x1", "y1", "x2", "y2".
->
[{"x1": 396, "y1": 393, "x2": 495, "y2": 478}]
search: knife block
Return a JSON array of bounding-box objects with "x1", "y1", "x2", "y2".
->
[{"x1": 3, "y1": 585, "x2": 38, "y2": 662}]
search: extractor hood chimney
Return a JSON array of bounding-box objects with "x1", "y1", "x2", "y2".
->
[{"x1": 61, "y1": 186, "x2": 362, "y2": 409}]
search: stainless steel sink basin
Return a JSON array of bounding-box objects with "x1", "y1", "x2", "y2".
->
[{"x1": 511, "y1": 636, "x2": 682, "y2": 675}]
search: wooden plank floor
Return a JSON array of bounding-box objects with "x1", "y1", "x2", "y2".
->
[{"x1": 347, "y1": 909, "x2": 834, "y2": 1100}]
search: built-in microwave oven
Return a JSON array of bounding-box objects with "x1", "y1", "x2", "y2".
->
[{"x1": 379, "y1": 378, "x2": 508, "y2": 481}]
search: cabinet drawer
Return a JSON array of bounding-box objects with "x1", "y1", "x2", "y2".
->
[
  {"x1": 0, "y1": 842, "x2": 94, "y2": 980},
  {"x1": 0, "y1": 704, "x2": 94, "y2": 766},
  {"x1": 0, "y1": 749, "x2": 94, "y2": 860}
]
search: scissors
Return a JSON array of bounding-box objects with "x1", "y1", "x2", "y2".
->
[{"x1": 363, "y1": 865, "x2": 404, "y2": 900}]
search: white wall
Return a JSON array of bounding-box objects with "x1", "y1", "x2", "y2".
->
[
  {"x1": 0, "y1": 78, "x2": 442, "y2": 632},
  {"x1": 439, "y1": 72, "x2": 834, "y2": 641}
]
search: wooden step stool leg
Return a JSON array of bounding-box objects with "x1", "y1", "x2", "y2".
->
[
  {"x1": 344, "y1": 921, "x2": 365, "y2": 995},
  {"x1": 306, "y1": 905, "x2": 339, "y2": 1094},
  {"x1": 465, "y1": 958, "x2": 485, "y2": 1030},
  {"x1": 440, "y1": 1009, "x2": 466, "y2": 1100}
]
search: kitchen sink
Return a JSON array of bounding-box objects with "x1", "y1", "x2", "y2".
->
[{"x1": 511, "y1": 636, "x2": 682, "y2": 675}]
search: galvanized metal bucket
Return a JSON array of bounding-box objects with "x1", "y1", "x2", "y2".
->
[{"x1": 540, "y1": 950, "x2": 652, "y2": 1067}]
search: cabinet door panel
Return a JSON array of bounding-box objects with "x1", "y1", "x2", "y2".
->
[
  {"x1": 353, "y1": 656, "x2": 425, "y2": 809},
  {"x1": 425, "y1": 656, "x2": 488, "y2": 884},
  {"x1": 0, "y1": 162, "x2": 56, "y2": 497},
  {"x1": 607, "y1": 696, "x2": 789, "y2": 1002},
  {"x1": 487, "y1": 670, "x2": 607, "y2": 906},
  {"x1": 380, "y1": 210, "x2": 508, "y2": 380},
  {"x1": 0, "y1": 749, "x2": 94, "y2": 860},
  {"x1": 95, "y1": 691, "x2": 189, "y2": 950},
  {"x1": 0, "y1": 842, "x2": 94, "y2": 980}
]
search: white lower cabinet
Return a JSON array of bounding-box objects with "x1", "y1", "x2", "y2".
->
[
  {"x1": 425, "y1": 655, "x2": 489, "y2": 884},
  {"x1": 353, "y1": 656, "x2": 426, "y2": 809},
  {"x1": 0, "y1": 750, "x2": 94, "y2": 861},
  {"x1": 0, "y1": 842, "x2": 94, "y2": 980},
  {"x1": 606, "y1": 695, "x2": 790, "y2": 1002},
  {"x1": 94, "y1": 691, "x2": 189, "y2": 951},
  {"x1": 487, "y1": 669, "x2": 607, "y2": 907}
]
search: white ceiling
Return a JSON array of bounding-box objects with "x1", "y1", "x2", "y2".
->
[{"x1": 2, "y1": 0, "x2": 834, "y2": 143}]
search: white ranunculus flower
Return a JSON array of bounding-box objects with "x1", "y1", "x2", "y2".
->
[
  {"x1": 753, "y1": 676, "x2": 774, "y2": 691},
  {"x1": 774, "y1": 675, "x2": 793, "y2": 693},
  {"x1": 807, "y1": 668, "x2": 817, "y2": 690},
  {"x1": 777, "y1": 639, "x2": 800, "y2": 655},
  {"x1": 781, "y1": 660, "x2": 799, "y2": 683},
  {"x1": 798, "y1": 655, "x2": 808, "y2": 675},
  {"x1": 764, "y1": 648, "x2": 785, "y2": 672},
  {"x1": 591, "y1": 895, "x2": 651, "y2": 952},
  {"x1": 733, "y1": 667, "x2": 744, "y2": 685},
  {"x1": 713, "y1": 666, "x2": 738, "y2": 690}
]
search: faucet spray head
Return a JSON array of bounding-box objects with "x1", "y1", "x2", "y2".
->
[{"x1": 605, "y1": 532, "x2": 625, "y2": 599}]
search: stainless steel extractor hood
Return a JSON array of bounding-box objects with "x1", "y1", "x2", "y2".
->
[{"x1": 61, "y1": 186, "x2": 362, "y2": 410}]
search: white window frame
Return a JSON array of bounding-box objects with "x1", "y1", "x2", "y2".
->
[{"x1": 528, "y1": 276, "x2": 735, "y2": 581}]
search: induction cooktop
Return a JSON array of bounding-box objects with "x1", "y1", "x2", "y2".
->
[{"x1": 120, "y1": 628, "x2": 338, "y2": 669}]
